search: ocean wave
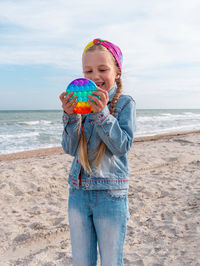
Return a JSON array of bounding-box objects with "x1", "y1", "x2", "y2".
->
[
  {"x1": 0, "y1": 144, "x2": 61, "y2": 155},
  {"x1": 18, "y1": 120, "x2": 53, "y2": 126},
  {"x1": 135, "y1": 123, "x2": 200, "y2": 137},
  {"x1": 137, "y1": 113, "x2": 200, "y2": 122},
  {"x1": 1, "y1": 109, "x2": 200, "y2": 155},
  {"x1": 0, "y1": 132, "x2": 40, "y2": 140}
]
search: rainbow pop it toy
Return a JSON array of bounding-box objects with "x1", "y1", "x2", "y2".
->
[{"x1": 66, "y1": 78, "x2": 98, "y2": 114}]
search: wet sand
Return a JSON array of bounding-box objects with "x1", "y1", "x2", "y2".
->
[{"x1": 0, "y1": 131, "x2": 200, "y2": 265}]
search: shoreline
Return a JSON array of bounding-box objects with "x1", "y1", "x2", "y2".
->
[{"x1": 1, "y1": 129, "x2": 200, "y2": 161}]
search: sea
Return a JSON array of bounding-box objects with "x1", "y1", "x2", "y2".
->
[{"x1": 0, "y1": 109, "x2": 200, "y2": 155}]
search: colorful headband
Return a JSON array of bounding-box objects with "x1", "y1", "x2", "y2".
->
[{"x1": 82, "y1": 38, "x2": 123, "y2": 72}]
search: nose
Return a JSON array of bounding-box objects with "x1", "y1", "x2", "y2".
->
[{"x1": 91, "y1": 70, "x2": 100, "y2": 82}]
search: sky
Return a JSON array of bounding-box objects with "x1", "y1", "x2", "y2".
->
[{"x1": 0, "y1": 0, "x2": 200, "y2": 110}]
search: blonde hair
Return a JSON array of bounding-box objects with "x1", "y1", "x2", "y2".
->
[{"x1": 79, "y1": 44, "x2": 122, "y2": 173}]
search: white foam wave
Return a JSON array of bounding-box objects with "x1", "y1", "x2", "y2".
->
[
  {"x1": 0, "y1": 144, "x2": 61, "y2": 155},
  {"x1": 135, "y1": 123, "x2": 200, "y2": 137},
  {"x1": 0, "y1": 132, "x2": 39, "y2": 140},
  {"x1": 137, "y1": 113, "x2": 200, "y2": 123},
  {"x1": 18, "y1": 120, "x2": 53, "y2": 126}
]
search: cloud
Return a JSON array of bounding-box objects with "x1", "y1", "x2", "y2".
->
[
  {"x1": 0, "y1": 0, "x2": 200, "y2": 108},
  {"x1": 1, "y1": 0, "x2": 200, "y2": 68},
  {"x1": 0, "y1": 0, "x2": 71, "y2": 34}
]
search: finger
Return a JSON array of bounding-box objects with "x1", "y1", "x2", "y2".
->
[
  {"x1": 88, "y1": 95, "x2": 99, "y2": 104},
  {"x1": 96, "y1": 87, "x2": 105, "y2": 92},
  {"x1": 96, "y1": 87, "x2": 109, "y2": 95},
  {"x1": 92, "y1": 89, "x2": 108, "y2": 100},
  {"x1": 88, "y1": 98, "x2": 104, "y2": 110},
  {"x1": 92, "y1": 91, "x2": 103, "y2": 97},
  {"x1": 93, "y1": 90, "x2": 106, "y2": 97},
  {"x1": 63, "y1": 100, "x2": 78, "y2": 114},
  {"x1": 68, "y1": 96, "x2": 77, "y2": 106},
  {"x1": 59, "y1": 92, "x2": 67, "y2": 101},
  {"x1": 64, "y1": 91, "x2": 74, "y2": 101},
  {"x1": 89, "y1": 93, "x2": 108, "y2": 107},
  {"x1": 64, "y1": 97, "x2": 77, "y2": 110},
  {"x1": 64, "y1": 95, "x2": 77, "y2": 106},
  {"x1": 88, "y1": 99, "x2": 98, "y2": 112},
  {"x1": 88, "y1": 100, "x2": 103, "y2": 113}
]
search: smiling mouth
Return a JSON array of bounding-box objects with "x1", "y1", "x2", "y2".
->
[{"x1": 96, "y1": 82, "x2": 104, "y2": 88}]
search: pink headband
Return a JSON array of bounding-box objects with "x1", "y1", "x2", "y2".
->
[{"x1": 83, "y1": 38, "x2": 123, "y2": 72}]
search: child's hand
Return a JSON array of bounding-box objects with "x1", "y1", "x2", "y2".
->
[
  {"x1": 88, "y1": 88, "x2": 109, "y2": 113},
  {"x1": 59, "y1": 92, "x2": 77, "y2": 115}
]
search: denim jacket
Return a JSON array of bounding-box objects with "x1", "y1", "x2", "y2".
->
[{"x1": 61, "y1": 86, "x2": 136, "y2": 190}]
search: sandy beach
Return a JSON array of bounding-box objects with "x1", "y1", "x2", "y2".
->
[{"x1": 0, "y1": 131, "x2": 200, "y2": 265}]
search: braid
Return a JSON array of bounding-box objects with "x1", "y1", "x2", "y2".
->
[{"x1": 109, "y1": 78, "x2": 122, "y2": 115}]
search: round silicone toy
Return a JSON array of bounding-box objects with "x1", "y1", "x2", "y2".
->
[{"x1": 66, "y1": 78, "x2": 98, "y2": 114}]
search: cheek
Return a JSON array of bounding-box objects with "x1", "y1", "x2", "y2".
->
[
  {"x1": 83, "y1": 73, "x2": 90, "y2": 79},
  {"x1": 107, "y1": 76, "x2": 116, "y2": 85}
]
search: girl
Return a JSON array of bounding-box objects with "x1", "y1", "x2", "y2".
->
[{"x1": 60, "y1": 38, "x2": 136, "y2": 266}]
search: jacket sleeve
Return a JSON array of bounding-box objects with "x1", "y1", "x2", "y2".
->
[
  {"x1": 61, "y1": 112, "x2": 81, "y2": 156},
  {"x1": 90, "y1": 97, "x2": 136, "y2": 156}
]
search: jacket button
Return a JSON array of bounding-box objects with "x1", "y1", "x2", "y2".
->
[{"x1": 85, "y1": 183, "x2": 89, "y2": 187}]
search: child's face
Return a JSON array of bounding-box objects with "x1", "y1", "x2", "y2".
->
[{"x1": 82, "y1": 49, "x2": 120, "y2": 92}]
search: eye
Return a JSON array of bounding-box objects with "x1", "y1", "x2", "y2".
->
[
  {"x1": 99, "y1": 69, "x2": 107, "y2": 72},
  {"x1": 84, "y1": 70, "x2": 92, "y2": 74}
]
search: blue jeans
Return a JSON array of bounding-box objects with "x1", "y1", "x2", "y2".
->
[{"x1": 68, "y1": 187, "x2": 129, "y2": 266}]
